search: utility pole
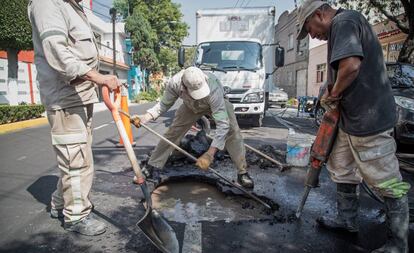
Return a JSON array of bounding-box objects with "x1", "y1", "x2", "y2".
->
[{"x1": 110, "y1": 8, "x2": 117, "y2": 76}]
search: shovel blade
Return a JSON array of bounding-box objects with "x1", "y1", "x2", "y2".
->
[{"x1": 137, "y1": 208, "x2": 179, "y2": 253}]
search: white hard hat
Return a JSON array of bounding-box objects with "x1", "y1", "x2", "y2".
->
[{"x1": 182, "y1": 67, "x2": 210, "y2": 100}]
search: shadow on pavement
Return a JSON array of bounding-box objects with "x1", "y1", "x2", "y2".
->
[{"x1": 26, "y1": 175, "x2": 58, "y2": 210}]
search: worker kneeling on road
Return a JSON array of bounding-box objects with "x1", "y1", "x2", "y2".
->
[
  {"x1": 29, "y1": 0, "x2": 121, "y2": 236},
  {"x1": 297, "y1": 1, "x2": 410, "y2": 252},
  {"x1": 132, "y1": 66, "x2": 254, "y2": 188}
]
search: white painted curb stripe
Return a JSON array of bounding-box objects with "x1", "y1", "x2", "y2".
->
[{"x1": 182, "y1": 222, "x2": 202, "y2": 253}]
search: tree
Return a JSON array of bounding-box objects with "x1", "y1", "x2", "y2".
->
[
  {"x1": 0, "y1": 0, "x2": 33, "y2": 104},
  {"x1": 335, "y1": 0, "x2": 413, "y2": 63},
  {"x1": 117, "y1": 0, "x2": 188, "y2": 76}
]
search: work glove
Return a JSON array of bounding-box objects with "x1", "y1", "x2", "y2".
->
[
  {"x1": 131, "y1": 113, "x2": 152, "y2": 128},
  {"x1": 320, "y1": 95, "x2": 341, "y2": 112},
  {"x1": 195, "y1": 152, "x2": 214, "y2": 170}
]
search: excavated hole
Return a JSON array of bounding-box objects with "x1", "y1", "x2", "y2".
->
[
  {"x1": 149, "y1": 176, "x2": 292, "y2": 225},
  {"x1": 145, "y1": 130, "x2": 296, "y2": 224},
  {"x1": 152, "y1": 180, "x2": 270, "y2": 223}
]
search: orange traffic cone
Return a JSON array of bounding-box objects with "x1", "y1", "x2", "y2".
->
[{"x1": 117, "y1": 86, "x2": 136, "y2": 147}]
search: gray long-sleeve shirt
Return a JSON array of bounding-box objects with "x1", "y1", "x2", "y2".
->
[
  {"x1": 28, "y1": 0, "x2": 99, "y2": 110},
  {"x1": 147, "y1": 70, "x2": 230, "y2": 150}
]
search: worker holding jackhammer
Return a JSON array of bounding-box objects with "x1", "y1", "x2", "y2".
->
[
  {"x1": 131, "y1": 66, "x2": 254, "y2": 188},
  {"x1": 297, "y1": 1, "x2": 410, "y2": 252},
  {"x1": 28, "y1": 0, "x2": 121, "y2": 235}
]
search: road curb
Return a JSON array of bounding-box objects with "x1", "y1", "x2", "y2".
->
[{"x1": 0, "y1": 117, "x2": 48, "y2": 135}]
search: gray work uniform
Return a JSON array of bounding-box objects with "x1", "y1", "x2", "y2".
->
[
  {"x1": 28, "y1": 0, "x2": 99, "y2": 222},
  {"x1": 147, "y1": 70, "x2": 247, "y2": 174},
  {"x1": 325, "y1": 9, "x2": 410, "y2": 198}
]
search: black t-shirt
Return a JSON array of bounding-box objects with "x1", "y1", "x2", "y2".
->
[{"x1": 327, "y1": 9, "x2": 397, "y2": 136}]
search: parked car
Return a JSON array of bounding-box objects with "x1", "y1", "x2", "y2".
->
[
  {"x1": 314, "y1": 62, "x2": 414, "y2": 145},
  {"x1": 387, "y1": 62, "x2": 414, "y2": 145},
  {"x1": 268, "y1": 87, "x2": 288, "y2": 108}
]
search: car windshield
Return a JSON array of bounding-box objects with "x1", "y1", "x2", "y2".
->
[
  {"x1": 195, "y1": 41, "x2": 262, "y2": 71},
  {"x1": 387, "y1": 64, "x2": 414, "y2": 88}
]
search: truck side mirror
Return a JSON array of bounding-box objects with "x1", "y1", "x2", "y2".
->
[
  {"x1": 275, "y1": 46, "x2": 285, "y2": 67},
  {"x1": 178, "y1": 47, "x2": 185, "y2": 67}
]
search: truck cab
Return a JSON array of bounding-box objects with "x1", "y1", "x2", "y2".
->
[
  {"x1": 194, "y1": 39, "x2": 266, "y2": 126},
  {"x1": 178, "y1": 7, "x2": 284, "y2": 127}
]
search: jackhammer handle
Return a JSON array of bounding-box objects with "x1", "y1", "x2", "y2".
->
[{"x1": 102, "y1": 86, "x2": 145, "y2": 184}]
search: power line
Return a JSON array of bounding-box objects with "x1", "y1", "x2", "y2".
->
[
  {"x1": 83, "y1": 5, "x2": 112, "y2": 19},
  {"x1": 234, "y1": 0, "x2": 240, "y2": 8},
  {"x1": 93, "y1": 0, "x2": 112, "y2": 9}
]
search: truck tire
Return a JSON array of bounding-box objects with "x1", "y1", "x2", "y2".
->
[{"x1": 252, "y1": 114, "x2": 263, "y2": 127}]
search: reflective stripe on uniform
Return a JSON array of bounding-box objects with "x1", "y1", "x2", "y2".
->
[
  {"x1": 69, "y1": 168, "x2": 83, "y2": 221},
  {"x1": 51, "y1": 132, "x2": 88, "y2": 145},
  {"x1": 378, "y1": 178, "x2": 411, "y2": 198},
  {"x1": 213, "y1": 111, "x2": 228, "y2": 121},
  {"x1": 40, "y1": 29, "x2": 67, "y2": 42}
]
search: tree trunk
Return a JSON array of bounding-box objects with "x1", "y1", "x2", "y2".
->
[
  {"x1": 398, "y1": 34, "x2": 414, "y2": 63},
  {"x1": 6, "y1": 48, "x2": 19, "y2": 105}
]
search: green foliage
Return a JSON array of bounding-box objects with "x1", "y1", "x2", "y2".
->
[
  {"x1": 184, "y1": 47, "x2": 197, "y2": 69},
  {"x1": 0, "y1": 105, "x2": 45, "y2": 124},
  {"x1": 119, "y1": 0, "x2": 189, "y2": 73},
  {"x1": 0, "y1": 0, "x2": 33, "y2": 51},
  {"x1": 158, "y1": 47, "x2": 180, "y2": 74},
  {"x1": 113, "y1": 0, "x2": 130, "y2": 19},
  {"x1": 133, "y1": 89, "x2": 162, "y2": 102}
]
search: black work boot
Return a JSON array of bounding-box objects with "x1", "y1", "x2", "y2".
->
[
  {"x1": 50, "y1": 207, "x2": 64, "y2": 219},
  {"x1": 133, "y1": 164, "x2": 160, "y2": 184},
  {"x1": 371, "y1": 195, "x2": 409, "y2": 253},
  {"x1": 317, "y1": 183, "x2": 359, "y2": 233},
  {"x1": 64, "y1": 213, "x2": 106, "y2": 236},
  {"x1": 237, "y1": 173, "x2": 254, "y2": 189}
]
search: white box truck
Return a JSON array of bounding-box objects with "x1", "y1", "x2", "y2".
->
[{"x1": 179, "y1": 7, "x2": 284, "y2": 127}]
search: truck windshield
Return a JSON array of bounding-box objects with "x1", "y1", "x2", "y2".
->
[{"x1": 195, "y1": 41, "x2": 262, "y2": 71}]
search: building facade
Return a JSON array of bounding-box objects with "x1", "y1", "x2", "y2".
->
[
  {"x1": 0, "y1": 2, "x2": 138, "y2": 105},
  {"x1": 372, "y1": 17, "x2": 411, "y2": 63},
  {"x1": 0, "y1": 51, "x2": 40, "y2": 105},
  {"x1": 307, "y1": 39, "x2": 327, "y2": 97},
  {"x1": 274, "y1": 9, "x2": 309, "y2": 98}
]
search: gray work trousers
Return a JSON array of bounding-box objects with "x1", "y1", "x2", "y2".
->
[{"x1": 148, "y1": 100, "x2": 248, "y2": 174}]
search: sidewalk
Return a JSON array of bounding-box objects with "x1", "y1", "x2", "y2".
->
[{"x1": 0, "y1": 102, "x2": 139, "y2": 135}]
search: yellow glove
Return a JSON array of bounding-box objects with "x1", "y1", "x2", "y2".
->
[
  {"x1": 195, "y1": 152, "x2": 214, "y2": 170},
  {"x1": 130, "y1": 113, "x2": 152, "y2": 128}
]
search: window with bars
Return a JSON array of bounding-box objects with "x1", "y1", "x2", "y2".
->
[{"x1": 316, "y1": 63, "x2": 326, "y2": 83}]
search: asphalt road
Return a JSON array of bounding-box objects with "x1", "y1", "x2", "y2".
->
[{"x1": 0, "y1": 104, "x2": 413, "y2": 253}]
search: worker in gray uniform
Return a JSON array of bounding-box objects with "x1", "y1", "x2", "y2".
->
[
  {"x1": 28, "y1": 0, "x2": 121, "y2": 235},
  {"x1": 132, "y1": 66, "x2": 254, "y2": 188}
]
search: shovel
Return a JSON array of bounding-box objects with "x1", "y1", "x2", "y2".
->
[
  {"x1": 119, "y1": 110, "x2": 272, "y2": 210},
  {"x1": 102, "y1": 86, "x2": 179, "y2": 253}
]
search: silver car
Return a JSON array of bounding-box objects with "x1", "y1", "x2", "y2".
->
[{"x1": 268, "y1": 87, "x2": 288, "y2": 108}]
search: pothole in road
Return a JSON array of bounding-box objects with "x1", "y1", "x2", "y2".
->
[{"x1": 151, "y1": 180, "x2": 273, "y2": 223}]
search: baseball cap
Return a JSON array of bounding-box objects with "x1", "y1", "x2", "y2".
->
[
  {"x1": 297, "y1": 0, "x2": 326, "y2": 40},
  {"x1": 182, "y1": 67, "x2": 210, "y2": 100}
]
